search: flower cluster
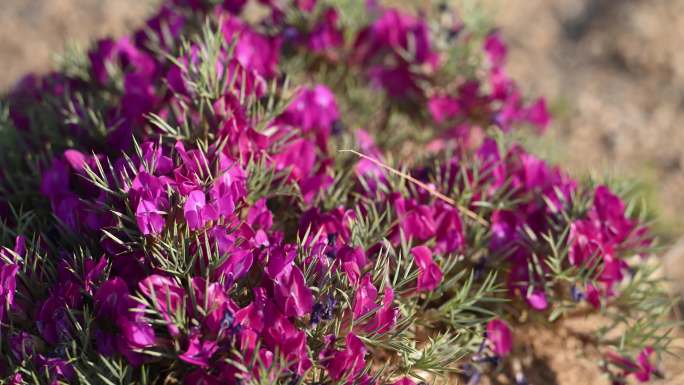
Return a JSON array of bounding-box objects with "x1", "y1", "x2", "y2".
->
[{"x1": 0, "y1": 1, "x2": 672, "y2": 384}]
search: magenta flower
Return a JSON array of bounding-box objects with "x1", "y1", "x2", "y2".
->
[
  {"x1": 40, "y1": 158, "x2": 70, "y2": 201},
  {"x1": 262, "y1": 316, "x2": 312, "y2": 375},
  {"x1": 179, "y1": 334, "x2": 219, "y2": 368},
  {"x1": 278, "y1": 85, "x2": 340, "y2": 149},
  {"x1": 35, "y1": 354, "x2": 75, "y2": 383},
  {"x1": 353, "y1": 274, "x2": 378, "y2": 319},
  {"x1": 213, "y1": 237, "x2": 254, "y2": 284},
  {"x1": 138, "y1": 275, "x2": 186, "y2": 336},
  {"x1": 221, "y1": 17, "x2": 281, "y2": 78},
  {"x1": 354, "y1": 129, "x2": 388, "y2": 195},
  {"x1": 354, "y1": 9, "x2": 437, "y2": 68},
  {"x1": 585, "y1": 284, "x2": 602, "y2": 309},
  {"x1": 364, "y1": 284, "x2": 398, "y2": 334},
  {"x1": 366, "y1": 65, "x2": 422, "y2": 98},
  {"x1": 134, "y1": 5, "x2": 186, "y2": 50},
  {"x1": 490, "y1": 210, "x2": 519, "y2": 251},
  {"x1": 487, "y1": 319, "x2": 512, "y2": 357},
  {"x1": 246, "y1": 198, "x2": 273, "y2": 230},
  {"x1": 635, "y1": 347, "x2": 657, "y2": 382},
  {"x1": 184, "y1": 190, "x2": 218, "y2": 230},
  {"x1": 308, "y1": 8, "x2": 344, "y2": 53},
  {"x1": 36, "y1": 284, "x2": 82, "y2": 345},
  {"x1": 411, "y1": 246, "x2": 443, "y2": 292},
  {"x1": 325, "y1": 333, "x2": 367, "y2": 381},
  {"x1": 1, "y1": 0, "x2": 666, "y2": 382},
  {"x1": 507, "y1": 254, "x2": 549, "y2": 310},
  {"x1": 338, "y1": 245, "x2": 368, "y2": 285},
  {"x1": 265, "y1": 247, "x2": 313, "y2": 317},
  {"x1": 0, "y1": 263, "x2": 19, "y2": 324},
  {"x1": 392, "y1": 196, "x2": 437, "y2": 242},
  {"x1": 274, "y1": 138, "x2": 316, "y2": 182},
  {"x1": 272, "y1": 265, "x2": 314, "y2": 318},
  {"x1": 428, "y1": 94, "x2": 462, "y2": 124},
  {"x1": 117, "y1": 317, "x2": 156, "y2": 365},
  {"x1": 174, "y1": 142, "x2": 210, "y2": 194},
  {"x1": 93, "y1": 278, "x2": 132, "y2": 322},
  {"x1": 136, "y1": 199, "x2": 166, "y2": 235},
  {"x1": 296, "y1": 0, "x2": 317, "y2": 12},
  {"x1": 392, "y1": 378, "x2": 417, "y2": 385},
  {"x1": 88, "y1": 36, "x2": 156, "y2": 85},
  {"x1": 209, "y1": 160, "x2": 246, "y2": 219},
  {"x1": 434, "y1": 203, "x2": 465, "y2": 254},
  {"x1": 7, "y1": 373, "x2": 23, "y2": 385},
  {"x1": 591, "y1": 185, "x2": 637, "y2": 244},
  {"x1": 121, "y1": 72, "x2": 158, "y2": 123},
  {"x1": 525, "y1": 98, "x2": 551, "y2": 132},
  {"x1": 484, "y1": 31, "x2": 508, "y2": 69},
  {"x1": 526, "y1": 290, "x2": 549, "y2": 310},
  {"x1": 131, "y1": 171, "x2": 171, "y2": 235},
  {"x1": 606, "y1": 347, "x2": 658, "y2": 383},
  {"x1": 9, "y1": 332, "x2": 35, "y2": 360},
  {"x1": 140, "y1": 141, "x2": 174, "y2": 175},
  {"x1": 93, "y1": 278, "x2": 156, "y2": 362},
  {"x1": 568, "y1": 185, "x2": 644, "y2": 293},
  {"x1": 353, "y1": 8, "x2": 438, "y2": 98}
]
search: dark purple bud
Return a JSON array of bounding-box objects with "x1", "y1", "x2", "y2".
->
[
  {"x1": 310, "y1": 303, "x2": 323, "y2": 325},
  {"x1": 462, "y1": 364, "x2": 481, "y2": 385},
  {"x1": 323, "y1": 295, "x2": 336, "y2": 320},
  {"x1": 311, "y1": 295, "x2": 336, "y2": 325},
  {"x1": 474, "y1": 257, "x2": 487, "y2": 280},
  {"x1": 447, "y1": 28, "x2": 461, "y2": 41},
  {"x1": 331, "y1": 120, "x2": 345, "y2": 136},
  {"x1": 467, "y1": 372, "x2": 482, "y2": 385},
  {"x1": 283, "y1": 27, "x2": 300, "y2": 42},
  {"x1": 221, "y1": 310, "x2": 235, "y2": 330},
  {"x1": 571, "y1": 284, "x2": 584, "y2": 302},
  {"x1": 473, "y1": 355, "x2": 500, "y2": 366}
]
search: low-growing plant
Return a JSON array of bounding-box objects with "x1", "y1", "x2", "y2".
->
[{"x1": 0, "y1": 1, "x2": 676, "y2": 384}]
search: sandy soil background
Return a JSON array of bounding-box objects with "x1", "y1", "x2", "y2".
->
[{"x1": 1, "y1": 0, "x2": 683, "y2": 384}]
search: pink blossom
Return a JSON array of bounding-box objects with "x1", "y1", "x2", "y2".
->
[
  {"x1": 138, "y1": 275, "x2": 186, "y2": 336},
  {"x1": 353, "y1": 274, "x2": 379, "y2": 319},
  {"x1": 392, "y1": 378, "x2": 417, "y2": 385},
  {"x1": 0, "y1": 263, "x2": 19, "y2": 324},
  {"x1": 179, "y1": 335, "x2": 219, "y2": 368},
  {"x1": 325, "y1": 333, "x2": 367, "y2": 381},
  {"x1": 184, "y1": 190, "x2": 218, "y2": 230},
  {"x1": 487, "y1": 319, "x2": 512, "y2": 357},
  {"x1": 411, "y1": 246, "x2": 443, "y2": 292},
  {"x1": 136, "y1": 199, "x2": 166, "y2": 235},
  {"x1": 273, "y1": 265, "x2": 314, "y2": 318},
  {"x1": 308, "y1": 8, "x2": 344, "y2": 53}
]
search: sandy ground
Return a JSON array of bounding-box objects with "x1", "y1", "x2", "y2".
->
[
  {"x1": 0, "y1": 0, "x2": 157, "y2": 90},
  {"x1": 1, "y1": 0, "x2": 683, "y2": 384}
]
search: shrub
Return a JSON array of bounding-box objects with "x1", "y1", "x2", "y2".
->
[{"x1": 0, "y1": 1, "x2": 675, "y2": 384}]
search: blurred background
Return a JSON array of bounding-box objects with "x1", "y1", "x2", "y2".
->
[{"x1": 1, "y1": 0, "x2": 683, "y2": 383}]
